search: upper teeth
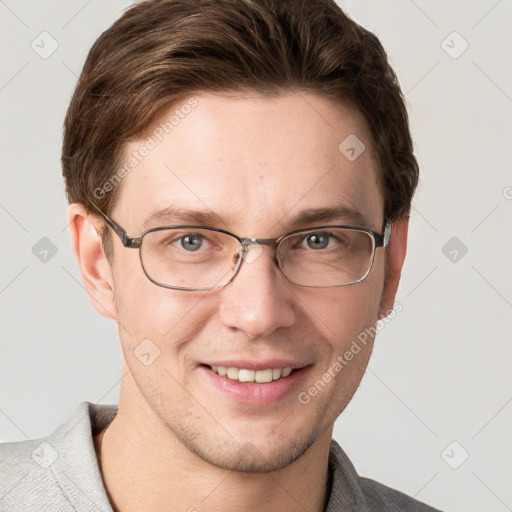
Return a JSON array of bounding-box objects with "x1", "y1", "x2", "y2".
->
[{"x1": 211, "y1": 366, "x2": 293, "y2": 383}]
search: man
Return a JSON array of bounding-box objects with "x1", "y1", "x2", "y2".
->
[{"x1": 0, "y1": 0, "x2": 441, "y2": 510}]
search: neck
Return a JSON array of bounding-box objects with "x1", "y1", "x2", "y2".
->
[{"x1": 95, "y1": 370, "x2": 332, "y2": 512}]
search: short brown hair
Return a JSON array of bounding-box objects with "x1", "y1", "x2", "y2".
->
[{"x1": 62, "y1": 0, "x2": 418, "y2": 233}]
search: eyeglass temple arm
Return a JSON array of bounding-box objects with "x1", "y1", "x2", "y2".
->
[
  {"x1": 375, "y1": 221, "x2": 392, "y2": 248},
  {"x1": 91, "y1": 204, "x2": 141, "y2": 248}
]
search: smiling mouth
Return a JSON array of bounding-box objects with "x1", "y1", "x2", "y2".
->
[{"x1": 206, "y1": 365, "x2": 296, "y2": 383}]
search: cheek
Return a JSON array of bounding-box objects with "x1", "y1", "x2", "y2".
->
[
  {"x1": 295, "y1": 279, "x2": 384, "y2": 419},
  {"x1": 306, "y1": 271, "x2": 384, "y2": 352},
  {"x1": 111, "y1": 253, "x2": 213, "y2": 352}
]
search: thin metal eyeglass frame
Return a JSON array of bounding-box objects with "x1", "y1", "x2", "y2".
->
[{"x1": 99, "y1": 211, "x2": 392, "y2": 291}]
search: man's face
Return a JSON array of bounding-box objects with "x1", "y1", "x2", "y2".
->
[{"x1": 107, "y1": 92, "x2": 387, "y2": 472}]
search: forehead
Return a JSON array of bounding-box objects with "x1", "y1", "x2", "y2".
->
[{"x1": 114, "y1": 91, "x2": 384, "y2": 234}]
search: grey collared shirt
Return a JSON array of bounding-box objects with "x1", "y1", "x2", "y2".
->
[{"x1": 0, "y1": 402, "x2": 441, "y2": 511}]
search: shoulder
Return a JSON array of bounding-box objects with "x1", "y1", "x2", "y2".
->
[
  {"x1": 327, "y1": 439, "x2": 443, "y2": 511},
  {"x1": 0, "y1": 434, "x2": 73, "y2": 510},
  {"x1": 0, "y1": 401, "x2": 117, "y2": 511},
  {"x1": 359, "y1": 477, "x2": 442, "y2": 511}
]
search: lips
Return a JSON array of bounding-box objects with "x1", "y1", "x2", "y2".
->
[{"x1": 198, "y1": 361, "x2": 312, "y2": 406}]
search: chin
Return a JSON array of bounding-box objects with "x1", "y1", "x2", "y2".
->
[
  {"x1": 193, "y1": 436, "x2": 318, "y2": 473},
  {"x1": 175, "y1": 416, "x2": 328, "y2": 474}
]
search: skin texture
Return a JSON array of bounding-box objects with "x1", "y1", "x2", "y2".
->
[{"x1": 69, "y1": 91, "x2": 408, "y2": 512}]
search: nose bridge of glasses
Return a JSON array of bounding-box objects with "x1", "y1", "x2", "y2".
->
[
  {"x1": 235, "y1": 237, "x2": 279, "y2": 268},
  {"x1": 239, "y1": 237, "x2": 277, "y2": 257},
  {"x1": 241, "y1": 237, "x2": 276, "y2": 248}
]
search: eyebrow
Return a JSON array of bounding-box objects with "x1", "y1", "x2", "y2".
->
[
  {"x1": 287, "y1": 206, "x2": 370, "y2": 229},
  {"x1": 141, "y1": 205, "x2": 371, "y2": 231},
  {"x1": 142, "y1": 206, "x2": 225, "y2": 230}
]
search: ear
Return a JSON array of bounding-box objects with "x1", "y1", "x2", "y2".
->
[
  {"x1": 378, "y1": 216, "x2": 409, "y2": 318},
  {"x1": 68, "y1": 203, "x2": 116, "y2": 320}
]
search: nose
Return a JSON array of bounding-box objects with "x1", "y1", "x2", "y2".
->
[{"x1": 218, "y1": 244, "x2": 296, "y2": 339}]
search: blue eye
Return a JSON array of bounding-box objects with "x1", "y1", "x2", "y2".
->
[
  {"x1": 179, "y1": 233, "x2": 203, "y2": 251},
  {"x1": 303, "y1": 232, "x2": 331, "y2": 250}
]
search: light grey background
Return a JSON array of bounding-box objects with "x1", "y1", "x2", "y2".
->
[{"x1": 1, "y1": 1, "x2": 511, "y2": 511}]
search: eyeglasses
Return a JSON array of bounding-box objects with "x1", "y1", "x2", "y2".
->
[{"x1": 99, "y1": 212, "x2": 392, "y2": 291}]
